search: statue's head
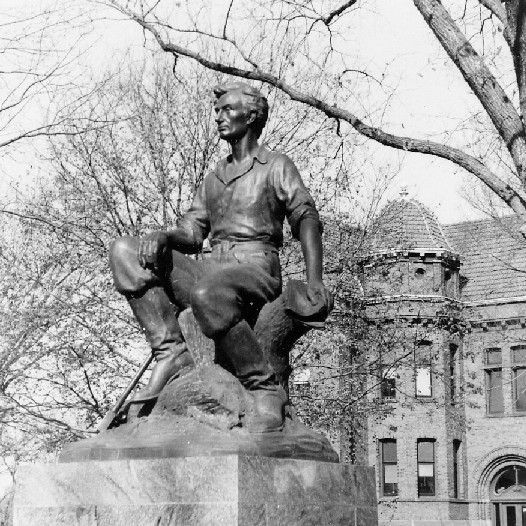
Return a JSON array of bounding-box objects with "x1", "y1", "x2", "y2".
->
[{"x1": 213, "y1": 82, "x2": 269, "y2": 139}]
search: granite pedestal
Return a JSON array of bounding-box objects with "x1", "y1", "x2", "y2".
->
[{"x1": 13, "y1": 455, "x2": 378, "y2": 526}]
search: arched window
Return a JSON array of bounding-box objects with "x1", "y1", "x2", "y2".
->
[
  {"x1": 494, "y1": 465, "x2": 526, "y2": 495},
  {"x1": 491, "y1": 465, "x2": 526, "y2": 526}
]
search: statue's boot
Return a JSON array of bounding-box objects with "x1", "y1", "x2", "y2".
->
[
  {"x1": 131, "y1": 344, "x2": 194, "y2": 403},
  {"x1": 126, "y1": 287, "x2": 194, "y2": 403},
  {"x1": 216, "y1": 320, "x2": 287, "y2": 433}
]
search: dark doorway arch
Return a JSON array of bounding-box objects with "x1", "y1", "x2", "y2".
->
[{"x1": 491, "y1": 465, "x2": 526, "y2": 526}]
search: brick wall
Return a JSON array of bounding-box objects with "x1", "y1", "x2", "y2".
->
[{"x1": 367, "y1": 300, "x2": 526, "y2": 525}]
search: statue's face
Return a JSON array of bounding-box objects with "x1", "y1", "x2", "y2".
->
[{"x1": 214, "y1": 90, "x2": 252, "y2": 142}]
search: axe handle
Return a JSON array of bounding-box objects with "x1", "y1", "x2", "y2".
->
[{"x1": 97, "y1": 353, "x2": 154, "y2": 432}]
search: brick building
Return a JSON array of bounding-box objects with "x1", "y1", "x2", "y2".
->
[{"x1": 357, "y1": 195, "x2": 526, "y2": 526}]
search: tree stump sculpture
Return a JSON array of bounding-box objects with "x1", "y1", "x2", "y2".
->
[{"x1": 59, "y1": 283, "x2": 338, "y2": 463}]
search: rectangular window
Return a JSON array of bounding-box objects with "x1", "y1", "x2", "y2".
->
[
  {"x1": 487, "y1": 370, "x2": 504, "y2": 413},
  {"x1": 416, "y1": 366, "x2": 432, "y2": 397},
  {"x1": 485, "y1": 348, "x2": 503, "y2": 414},
  {"x1": 512, "y1": 346, "x2": 526, "y2": 412},
  {"x1": 415, "y1": 341, "x2": 433, "y2": 398},
  {"x1": 381, "y1": 367, "x2": 396, "y2": 400},
  {"x1": 381, "y1": 439, "x2": 398, "y2": 496},
  {"x1": 486, "y1": 348, "x2": 503, "y2": 365},
  {"x1": 453, "y1": 439, "x2": 461, "y2": 498},
  {"x1": 450, "y1": 344, "x2": 458, "y2": 405},
  {"x1": 417, "y1": 439, "x2": 436, "y2": 496}
]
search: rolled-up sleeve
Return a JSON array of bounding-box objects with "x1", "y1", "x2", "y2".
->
[
  {"x1": 273, "y1": 155, "x2": 321, "y2": 239},
  {"x1": 176, "y1": 177, "x2": 210, "y2": 247}
]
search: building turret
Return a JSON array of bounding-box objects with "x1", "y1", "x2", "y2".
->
[{"x1": 362, "y1": 193, "x2": 461, "y2": 303}]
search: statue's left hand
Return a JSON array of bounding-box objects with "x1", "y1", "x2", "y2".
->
[
  {"x1": 138, "y1": 231, "x2": 168, "y2": 272},
  {"x1": 306, "y1": 280, "x2": 334, "y2": 312}
]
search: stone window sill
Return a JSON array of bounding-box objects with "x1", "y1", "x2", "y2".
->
[{"x1": 485, "y1": 412, "x2": 526, "y2": 418}]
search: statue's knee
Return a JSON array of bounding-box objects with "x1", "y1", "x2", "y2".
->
[
  {"x1": 109, "y1": 236, "x2": 135, "y2": 265},
  {"x1": 190, "y1": 283, "x2": 240, "y2": 338},
  {"x1": 109, "y1": 236, "x2": 150, "y2": 294},
  {"x1": 190, "y1": 284, "x2": 214, "y2": 313}
]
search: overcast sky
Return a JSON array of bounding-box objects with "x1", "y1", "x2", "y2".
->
[{"x1": 0, "y1": 0, "x2": 502, "y2": 224}]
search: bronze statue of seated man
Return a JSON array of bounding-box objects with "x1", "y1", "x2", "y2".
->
[{"x1": 108, "y1": 82, "x2": 332, "y2": 433}]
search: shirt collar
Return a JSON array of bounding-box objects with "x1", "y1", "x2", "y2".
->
[
  {"x1": 216, "y1": 144, "x2": 270, "y2": 185},
  {"x1": 224, "y1": 144, "x2": 269, "y2": 165},
  {"x1": 254, "y1": 144, "x2": 270, "y2": 164}
]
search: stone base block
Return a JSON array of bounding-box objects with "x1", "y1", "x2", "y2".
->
[{"x1": 14, "y1": 455, "x2": 377, "y2": 526}]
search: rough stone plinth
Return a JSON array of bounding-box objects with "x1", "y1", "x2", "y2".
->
[{"x1": 14, "y1": 455, "x2": 378, "y2": 526}]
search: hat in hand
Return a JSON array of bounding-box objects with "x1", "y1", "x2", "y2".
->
[{"x1": 284, "y1": 280, "x2": 329, "y2": 329}]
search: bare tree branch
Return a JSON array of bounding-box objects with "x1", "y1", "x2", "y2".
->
[
  {"x1": 223, "y1": 0, "x2": 234, "y2": 39},
  {"x1": 478, "y1": 0, "x2": 506, "y2": 24},
  {"x1": 414, "y1": 0, "x2": 526, "y2": 187},
  {"x1": 106, "y1": 1, "x2": 526, "y2": 218},
  {"x1": 323, "y1": 0, "x2": 358, "y2": 26}
]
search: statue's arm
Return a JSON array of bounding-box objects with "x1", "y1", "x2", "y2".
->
[
  {"x1": 137, "y1": 227, "x2": 202, "y2": 270},
  {"x1": 138, "y1": 179, "x2": 210, "y2": 269},
  {"x1": 299, "y1": 217, "x2": 333, "y2": 309},
  {"x1": 164, "y1": 227, "x2": 203, "y2": 253},
  {"x1": 274, "y1": 154, "x2": 332, "y2": 308}
]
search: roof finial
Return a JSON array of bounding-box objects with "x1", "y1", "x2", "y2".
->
[{"x1": 399, "y1": 186, "x2": 409, "y2": 199}]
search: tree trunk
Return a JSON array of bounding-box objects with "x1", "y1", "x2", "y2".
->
[
  {"x1": 414, "y1": 0, "x2": 526, "y2": 188},
  {"x1": 254, "y1": 295, "x2": 311, "y2": 389}
]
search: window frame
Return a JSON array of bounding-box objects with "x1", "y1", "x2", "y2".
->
[
  {"x1": 380, "y1": 439, "x2": 398, "y2": 497},
  {"x1": 417, "y1": 439, "x2": 436, "y2": 497},
  {"x1": 484, "y1": 348, "x2": 504, "y2": 415},
  {"x1": 380, "y1": 366, "x2": 397, "y2": 401},
  {"x1": 415, "y1": 364, "x2": 433, "y2": 398},
  {"x1": 415, "y1": 340, "x2": 433, "y2": 399},
  {"x1": 450, "y1": 343, "x2": 459, "y2": 406},
  {"x1": 453, "y1": 439, "x2": 462, "y2": 499},
  {"x1": 511, "y1": 345, "x2": 526, "y2": 413}
]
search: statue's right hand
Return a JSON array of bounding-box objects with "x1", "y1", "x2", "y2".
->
[{"x1": 138, "y1": 231, "x2": 168, "y2": 271}]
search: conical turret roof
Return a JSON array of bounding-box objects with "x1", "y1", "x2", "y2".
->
[{"x1": 368, "y1": 197, "x2": 454, "y2": 254}]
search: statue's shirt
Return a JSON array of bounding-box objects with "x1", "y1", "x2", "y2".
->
[{"x1": 178, "y1": 145, "x2": 320, "y2": 248}]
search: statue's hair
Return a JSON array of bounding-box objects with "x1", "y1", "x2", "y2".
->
[{"x1": 213, "y1": 82, "x2": 269, "y2": 138}]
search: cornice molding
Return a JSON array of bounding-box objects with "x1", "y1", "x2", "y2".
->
[{"x1": 360, "y1": 248, "x2": 462, "y2": 265}]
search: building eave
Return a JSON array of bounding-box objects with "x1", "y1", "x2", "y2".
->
[
  {"x1": 360, "y1": 248, "x2": 462, "y2": 265},
  {"x1": 363, "y1": 294, "x2": 462, "y2": 306},
  {"x1": 464, "y1": 295, "x2": 526, "y2": 307}
]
